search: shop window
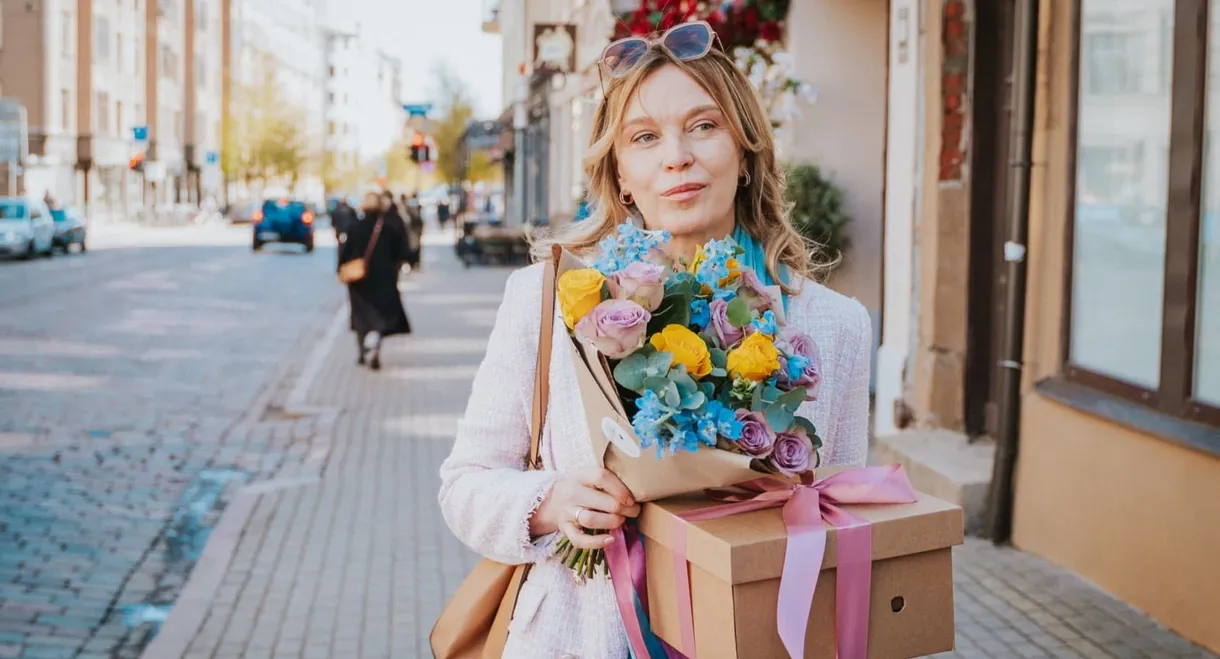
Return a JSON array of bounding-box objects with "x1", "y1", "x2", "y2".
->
[{"x1": 1066, "y1": 0, "x2": 1220, "y2": 427}]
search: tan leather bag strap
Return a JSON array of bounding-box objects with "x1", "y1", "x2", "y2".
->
[
  {"x1": 481, "y1": 254, "x2": 559, "y2": 657},
  {"x1": 528, "y1": 252, "x2": 558, "y2": 470},
  {"x1": 362, "y1": 218, "x2": 384, "y2": 262}
]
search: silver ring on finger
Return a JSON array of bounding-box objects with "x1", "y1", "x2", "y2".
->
[{"x1": 573, "y1": 506, "x2": 585, "y2": 527}]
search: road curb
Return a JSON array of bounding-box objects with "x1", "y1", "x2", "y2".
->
[{"x1": 139, "y1": 300, "x2": 348, "y2": 659}]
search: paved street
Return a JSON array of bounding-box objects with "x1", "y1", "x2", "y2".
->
[
  {"x1": 3, "y1": 224, "x2": 1216, "y2": 659},
  {"x1": 0, "y1": 223, "x2": 346, "y2": 659}
]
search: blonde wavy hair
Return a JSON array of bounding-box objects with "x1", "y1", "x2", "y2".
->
[{"x1": 531, "y1": 42, "x2": 831, "y2": 290}]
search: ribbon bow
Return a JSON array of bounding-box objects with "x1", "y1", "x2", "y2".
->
[{"x1": 608, "y1": 465, "x2": 918, "y2": 659}]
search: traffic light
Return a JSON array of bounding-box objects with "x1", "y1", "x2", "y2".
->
[{"x1": 409, "y1": 132, "x2": 425, "y2": 164}]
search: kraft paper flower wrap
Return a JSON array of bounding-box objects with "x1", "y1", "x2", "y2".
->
[{"x1": 548, "y1": 225, "x2": 825, "y2": 582}]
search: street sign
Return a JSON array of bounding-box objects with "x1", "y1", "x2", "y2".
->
[
  {"x1": 402, "y1": 103, "x2": 432, "y2": 118},
  {"x1": 132, "y1": 125, "x2": 149, "y2": 142},
  {"x1": 0, "y1": 99, "x2": 29, "y2": 165}
]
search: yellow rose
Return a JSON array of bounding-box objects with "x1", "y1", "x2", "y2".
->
[
  {"x1": 649, "y1": 324, "x2": 713, "y2": 379},
  {"x1": 726, "y1": 332, "x2": 781, "y2": 381},
  {"x1": 558, "y1": 268, "x2": 606, "y2": 329}
]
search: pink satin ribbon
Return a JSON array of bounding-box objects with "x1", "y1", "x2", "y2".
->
[{"x1": 613, "y1": 465, "x2": 918, "y2": 659}]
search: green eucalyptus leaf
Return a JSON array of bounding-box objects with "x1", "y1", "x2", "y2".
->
[
  {"x1": 646, "y1": 350, "x2": 674, "y2": 375},
  {"x1": 726, "y1": 298, "x2": 752, "y2": 328},
  {"x1": 765, "y1": 405, "x2": 795, "y2": 434},
  {"x1": 613, "y1": 355, "x2": 648, "y2": 391},
  {"x1": 776, "y1": 387, "x2": 807, "y2": 410},
  {"x1": 663, "y1": 382, "x2": 681, "y2": 408},
  {"x1": 709, "y1": 348, "x2": 727, "y2": 369},
  {"x1": 682, "y1": 391, "x2": 706, "y2": 410},
  {"x1": 710, "y1": 367, "x2": 728, "y2": 378},
  {"x1": 643, "y1": 376, "x2": 670, "y2": 396}
]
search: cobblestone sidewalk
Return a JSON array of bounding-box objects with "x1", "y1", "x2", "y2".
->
[{"x1": 158, "y1": 243, "x2": 1217, "y2": 659}]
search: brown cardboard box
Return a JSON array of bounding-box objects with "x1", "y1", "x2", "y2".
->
[{"x1": 638, "y1": 472, "x2": 965, "y2": 659}]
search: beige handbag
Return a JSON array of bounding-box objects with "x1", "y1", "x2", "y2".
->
[
  {"x1": 429, "y1": 249, "x2": 558, "y2": 659},
  {"x1": 338, "y1": 218, "x2": 384, "y2": 284}
]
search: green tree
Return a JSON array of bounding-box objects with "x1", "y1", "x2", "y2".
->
[
  {"x1": 428, "y1": 63, "x2": 477, "y2": 186},
  {"x1": 467, "y1": 150, "x2": 501, "y2": 184},
  {"x1": 223, "y1": 55, "x2": 310, "y2": 188}
]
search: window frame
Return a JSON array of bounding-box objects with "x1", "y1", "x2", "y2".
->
[{"x1": 1062, "y1": 0, "x2": 1220, "y2": 428}]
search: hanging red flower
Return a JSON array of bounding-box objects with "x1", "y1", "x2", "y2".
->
[{"x1": 608, "y1": 0, "x2": 790, "y2": 49}]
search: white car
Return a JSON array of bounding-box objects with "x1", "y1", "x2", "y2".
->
[{"x1": 0, "y1": 197, "x2": 55, "y2": 259}]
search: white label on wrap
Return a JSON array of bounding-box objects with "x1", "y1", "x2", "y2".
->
[{"x1": 601, "y1": 417, "x2": 641, "y2": 458}]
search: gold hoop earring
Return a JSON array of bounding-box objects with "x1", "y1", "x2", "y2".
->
[
  {"x1": 739, "y1": 172, "x2": 751, "y2": 187},
  {"x1": 619, "y1": 190, "x2": 634, "y2": 206}
]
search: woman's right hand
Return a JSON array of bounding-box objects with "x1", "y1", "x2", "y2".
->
[{"x1": 530, "y1": 468, "x2": 641, "y2": 549}]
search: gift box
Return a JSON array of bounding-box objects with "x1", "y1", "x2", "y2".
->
[{"x1": 636, "y1": 469, "x2": 965, "y2": 659}]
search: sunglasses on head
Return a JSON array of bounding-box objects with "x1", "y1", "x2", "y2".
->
[{"x1": 598, "y1": 20, "x2": 720, "y2": 83}]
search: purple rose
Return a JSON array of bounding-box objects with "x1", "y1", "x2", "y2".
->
[
  {"x1": 736, "y1": 269, "x2": 784, "y2": 318},
  {"x1": 609, "y1": 261, "x2": 668, "y2": 311},
  {"x1": 734, "y1": 410, "x2": 775, "y2": 458},
  {"x1": 775, "y1": 328, "x2": 818, "y2": 361},
  {"x1": 776, "y1": 329, "x2": 822, "y2": 399},
  {"x1": 778, "y1": 356, "x2": 822, "y2": 400},
  {"x1": 574, "y1": 299, "x2": 651, "y2": 359},
  {"x1": 708, "y1": 298, "x2": 745, "y2": 348},
  {"x1": 771, "y1": 428, "x2": 814, "y2": 477}
]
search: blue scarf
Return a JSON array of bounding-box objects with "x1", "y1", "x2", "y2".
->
[{"x1": 732, "y1": 224, "x2": 790, "y2": 313}]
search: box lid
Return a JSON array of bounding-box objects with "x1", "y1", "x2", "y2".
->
[{"x1": 638, "y1": 468, "x2": 965, "y2": 586}]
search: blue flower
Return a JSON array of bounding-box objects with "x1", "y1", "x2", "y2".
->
[
  {"x1": 703, "y1": 400, "x2": 743, "y2": 441},
  {"x1": 672, "y1": 411, "x2": 705, "y2": 454},
  {"x1": 690, "y1": 299, "x2": 710, "y2": 329},
  {"x1": 632, "y1": 389, "x2": 674, "y2": 454},
  {"x1": 752, "y1": 310, "x2": 778, "y2": 337},
  {"x1": 785, "y1": 354, "x2": 811, "y2": 381},
  {"x1": 594, "y1": 223, "x2": 671, "y2": 275}
]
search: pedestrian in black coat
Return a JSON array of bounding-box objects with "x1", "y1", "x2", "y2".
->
[
  {"x1": 339, "y1": 192, "x2": 411, "y2": 370},
  {"x1": 331, "y1": 199, "x2": 359, "y2": 268}
]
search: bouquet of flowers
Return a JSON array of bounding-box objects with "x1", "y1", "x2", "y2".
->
[{"x1": 551, "y1": 224, "x2": 823, "y2": 581}]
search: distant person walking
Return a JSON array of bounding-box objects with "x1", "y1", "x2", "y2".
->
[
  {"x1": 403, "y1": 193, "x2": 424, "y2": 271},
  {"x1": 437, "y1": 197, "x2": 451, "y2": 232},
  {"x1": 330, "y1": 198, "x2": 358, "y2": 268},
  {"x1": 339, "y1": 191, "x2": 411, "y2": 371}
]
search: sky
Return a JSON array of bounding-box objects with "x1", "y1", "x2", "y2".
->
[{"x1": 334, "y1": 0, "x2": 505, "y2": 119}]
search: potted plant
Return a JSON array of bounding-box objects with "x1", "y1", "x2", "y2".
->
[{"x1": 784, "y1": 163, "x2": 851, "y2": 273}]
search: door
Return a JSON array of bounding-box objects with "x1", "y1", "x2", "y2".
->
[{"x1": 964, "y1": 0, "x2": 1015, "y2": 440}]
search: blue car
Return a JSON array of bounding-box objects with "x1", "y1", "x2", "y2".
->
[{"x1": 252, "y1": 198, "x2": 315, "y2": 252}]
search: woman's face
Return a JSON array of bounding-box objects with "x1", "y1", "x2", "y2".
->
[{"x1": 614, "y1": 64, "x2": 743, "y2": 242}]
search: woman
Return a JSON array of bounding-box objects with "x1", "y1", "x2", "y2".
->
[
  {"x1": 438, "y1": 22, "x2": 871, "y2": 658},
  {"x1": 339, "y1": 191, "x2": 411, "y2": 370}
]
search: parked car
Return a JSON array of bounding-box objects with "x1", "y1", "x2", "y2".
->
[
  {"x1": 0, "y1": 197, "x2": 55, "y2": 260},
  {"x1": 225, "y1": 200, "x2": 261, "y2": 224},
  {"x1": 252, "y1": 198, "x2": 315, "y2": 252},
  {"x1": 50, "y1": 207, "x2": 88, "y2": 252}
]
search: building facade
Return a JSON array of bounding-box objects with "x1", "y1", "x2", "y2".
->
[
  {"x1": 874, "y1": 0, "x2": 1220, "y2": 654},
  {"x1": 227, "y1": 0, "x2": 327, "y2": 201},
  {"x1": 321, "y1": 25, "x2": 404, "y2": 189},
  {"x1": 0, "y1": 0, "x2": 224, "y2": 219}
]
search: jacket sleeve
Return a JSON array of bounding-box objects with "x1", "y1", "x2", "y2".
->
[
  {"x1": 438, "y1": 265, "x2": 562, "y2": 565},
  {"x1": 824, "y1": 301, "x2": 872, "y2": 468}
]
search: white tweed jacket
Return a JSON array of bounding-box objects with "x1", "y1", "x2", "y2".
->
[{"x1": 438, "y1": 262, "x2": 873, "y2": 659}]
